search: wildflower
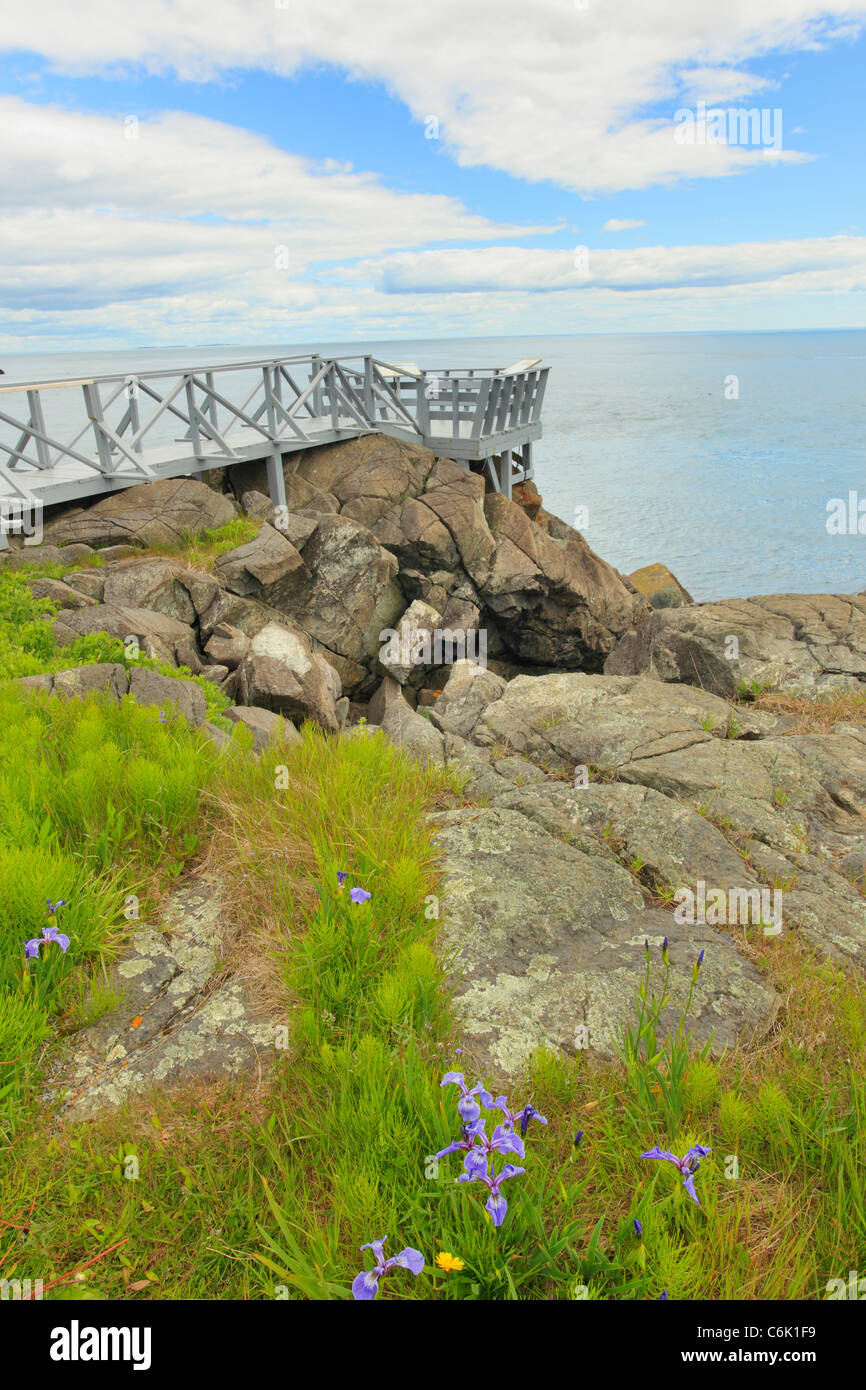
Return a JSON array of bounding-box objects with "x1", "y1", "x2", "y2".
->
[
  {"x1": 352, "y1": 1237, "x2": 425, "y2": 1301},
  {"x1": 24, "y1": 924, "x2": 71, "y2": 958},
  {"x1": 441, "y1": 1071, "x2": 492, "y2": 1124},
  {"x1": 692, "y1": 947, "x2": 706, "y2": 981},
  {"x1": 661, "y1": 936, "x2": 669, "y2": 964},
  {"x1": 459, "y1": 1159, "x2": 525, "y2": 1228},
  {"x1": 573, "y1": 1130, "x2": 584, "y2": 1148},
  {"x1": 640, "y1": 1144, "x2": 712, "y2": 1207},
  {"x1": 633, "y1": 1218, "x2": 642, "y2": 1238},
  {"x1": 435, "y1": 1117, "x2": 487, "y2": 1163},
  {"x1": 484, "y1": 1094, "x2": 548, "y2": 1139},
  {"x1": 435, "y1": 1252, "x2": 465, "y2": 1273},
  {"x1": 336, "y1": 871, "x2": 348, "y2": 885},
  {"x1": 660, "y1": 1289, "x2": 668, "y2": 1300},
  {"x1": 46, "y1": 899, "x2": 67, "y2": 916},
  {"x1": 158, "y1": 710, "x2": 167, "y2": 723},
  {"x1": 349, "y1": 887, "x2": 371, "y2": 905},
  {"x1": 644, "y1": 938, "x2": 650, "y2": 960}
]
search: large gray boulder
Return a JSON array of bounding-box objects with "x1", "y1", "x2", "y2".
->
[
  {"x1": 283, "y1": 513, "x2": 402, "y2": 692},
  {"x1": 476, "y1": 495, "x2": 650, "y2": 669},
  {"x1": 455, "y1": 668, "x2": 866, "y2": 974},
  {"x1": 213, "y1": 523, "x2": 310, "y2": 608},
  {"x1": 42, "y1": 478, "x2": 239, "y2": 549},
  {"x1": 429, "y1": 658, "x2": 507, "y2": 739},
  {"x1": 237, "y1": 621, "x2": 338, "y2": 731},
  {"x1": 100, "y1": 557, "x2": 219, "y2": 626},
  {"x1": 605, "y1": 593, "x2": 866, "y2": 698}
]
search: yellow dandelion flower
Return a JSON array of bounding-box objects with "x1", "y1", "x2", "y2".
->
[{"x1": 435, "y1": 1252, "x2": 465, "y2": 1273}]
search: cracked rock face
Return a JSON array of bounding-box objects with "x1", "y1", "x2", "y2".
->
[
  {"x1": 606, "y1": 593, "x2": 866, "y2": 698},
  {"x1": 46, "y1": 878, "x2": 275, "y2": 1120}
]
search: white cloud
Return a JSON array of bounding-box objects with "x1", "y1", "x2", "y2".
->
[
  {"x1": 603, "y1": 219, "x2": 647, "y2": 232},
  {"x1": 355, "y1": 238, "x2": 866, "y2": 294},
  {"x1": 3, "y1": 0, "x2": 864, "y2": 193}
]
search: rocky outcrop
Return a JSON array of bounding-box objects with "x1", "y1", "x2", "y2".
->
[
  {"x1": 422, "y1": 661, "x2": 866, "y2": 1070},
  {"x1": 605, "y1": 593, "x2": 866, "y2": 698},
  {"x1": 42, "y1": 478, "x2": 239, "y2": 549}
]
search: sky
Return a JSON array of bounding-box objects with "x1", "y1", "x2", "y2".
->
[{"x1": 1, "y1": 0, "x2": 865, "y2": 350}]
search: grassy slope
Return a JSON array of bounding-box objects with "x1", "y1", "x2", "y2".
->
[{"x1": 1, "y1": 532, "x2": 865, "y2": 1301}]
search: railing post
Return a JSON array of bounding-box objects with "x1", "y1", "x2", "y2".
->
[
  {"x1": 363, "y1": 355, "x2": 374, "y2": 423},
  {"x1": 82, "y1": 382, "x2": 115, "y2": 474},
  {"x1": 417, "y1": 373, "x2": 431, "y2": 437},
  {"x1": 26, "y1": 391, "x2": 51, "y2": 469},
  {"x1": 184, "y1": 376, "x2": 202, "y2": 460},
  {"x1": 312, "y1": 354, "x2": 323, "y2": 417}
]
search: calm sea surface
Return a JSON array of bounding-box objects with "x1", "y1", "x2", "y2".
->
[{"x1": 3, "y1": 330, "x2": 864, "y2": 601}]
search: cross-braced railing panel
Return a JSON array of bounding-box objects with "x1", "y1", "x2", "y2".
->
[{"x1": 0, "y1": 354, "x2": 547, "y2": 520}]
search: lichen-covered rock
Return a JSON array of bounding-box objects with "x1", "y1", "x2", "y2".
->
[
  {"x1": 46, "y1": 877, "x2": 275, "y2": 1120},
  {"x1": 430, "y1": 659, "x2": 507, "y2": 739},
  {"x1": 282, "y1": 514, "x2": 401, "y2": 688},
  {"x1": 627, "y1": 562, "x2": 693, "y2": 610},
  {"x1": 54, "y1": 663, "x2": 130, "y2": 701},
  {"x1": 380, "y1": 688, "x2": 445, "y2": 763},
  {"x1": 432, "y1": 806, "x2": 778, "y2": 1073},
  {"x1": 26, "y1": 576, "x2": 97, "y2": 609}
]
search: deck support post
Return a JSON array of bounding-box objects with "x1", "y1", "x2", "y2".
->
[
  {"x1": 499, "y1": 449, "x2": 512, "y2": 498},
  {"x1": 266, "y1": 446, "x2": 287, "y2": 514}
]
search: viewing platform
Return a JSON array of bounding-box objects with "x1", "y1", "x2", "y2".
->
[{"x1": 0, "y1": 353, "x2": 548, "y2": 545}]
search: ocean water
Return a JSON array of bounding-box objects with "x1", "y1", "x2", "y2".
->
[{"x1": 2, "y1": 329, "x2": 864, "y2": 601}]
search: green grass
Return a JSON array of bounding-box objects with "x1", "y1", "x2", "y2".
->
[{"x1": 1, "y1": 536, "x2": 865, "y2": 1301}]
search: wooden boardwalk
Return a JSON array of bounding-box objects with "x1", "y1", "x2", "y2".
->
[{"x1": 0, "y1": 353, "x2": 548, "y2": 546}]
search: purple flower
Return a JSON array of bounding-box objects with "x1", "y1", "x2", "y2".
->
[
  {"x1": 435, "y1": 1117, "x2": 487, "y2": 1163},
  {"x1": 661, "y1": 936, "x2": 669, "y2": 963},
  {"x1": 484, "y1": 1094, "x2": 548, "y2": 1139},
  {"x1": 459, "y1": 1159, "x2": 525, "y2": 1228},
  {"x1": 660, "y1": 1289, "x2": 668, "y2": 1300},
  {"x1": 46, "y1": 899, "x2": 67, "y2": 916},
  {"x1": 24, "y1": 924, "x2": 71, "y2": 957},
  {"x1": 441, "y1": 1071, "x2": 492, "y2": 1123},
  {"x1": 573, "y1": 1130, "x2": 584, "y2": 1148},
  {"x1": 351, "y1": 1236, "x2": 425, "y2": 1301},
  {"x1": 641, "y1": 1144, "x2": 712, "y2": 1207},
  {"x1": 633, "y1": 1218, "x2": 642, "y2": 1237},
  {"x1": 349, "y1": 887, "x2": 371, "y2": 905},
  {"x1": 336, "y1": 871, "x2": 348, "y2": 885}
]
